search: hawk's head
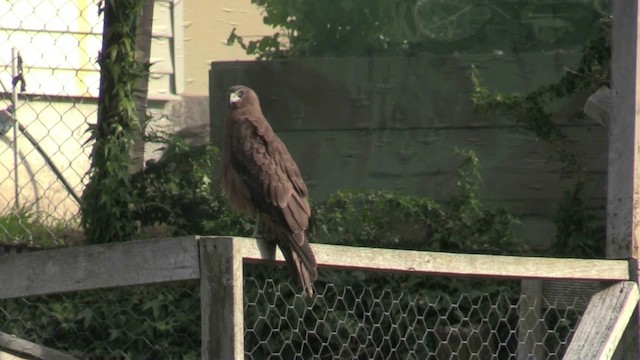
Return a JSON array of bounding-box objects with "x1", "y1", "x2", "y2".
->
[{"x1": 228, "y1": 85, "x2": 258, "y2": 109}]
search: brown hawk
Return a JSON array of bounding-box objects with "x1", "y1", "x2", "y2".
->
[{"x1": 221, "y1": 85, "x2": 317, "y2": 296}]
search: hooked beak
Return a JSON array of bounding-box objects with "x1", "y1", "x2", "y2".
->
[{"x1": 229, "y1": 92, "x2": 241, "y2": 105}]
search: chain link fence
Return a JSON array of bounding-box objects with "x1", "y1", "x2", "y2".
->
[
  {"x1": 0, "y1": 262, "x2": 590, "y2": 359},
  {"x1": 0, "y1": 0, "x2": 102, "y2": 246}
]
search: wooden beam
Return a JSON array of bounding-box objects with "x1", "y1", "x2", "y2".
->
[
  {"x1": 199, "y1": 237, "x2": 244, "y2": 360},
  {"x1": 607, "y1": 0, "x2": 635, "y2": 258},
  {"x1": 608, "y1": 0, "x2": 640, "y2": 261},
  {"x1": 0, "y1": 235, "x2": 631, "y2": 302},
  {"x1": 0, "y1": 236, "x2": 200, "y2": 299},
  {"x1": 609, "y1": 1, "x2": 640, "y2": 356},
  {"x1": 564, "y1": 281, "x2": 639, "y2": 360},
  {"x1": 232, "y1": 237, "x2": 630, "y2": 281},
  {"x1": 0, "y1": 331, "x2": 78, "y2": 360}
]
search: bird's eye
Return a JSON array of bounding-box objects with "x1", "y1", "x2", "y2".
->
[{"x1": 238, "y1": 89, "x2": 245, "y2": 97}]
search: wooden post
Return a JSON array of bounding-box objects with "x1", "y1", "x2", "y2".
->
[
  {"x1": 608, "y1": 1, "x2": 640, "y2": 358},
  {"x1": 563, "y1": 282, "x2": 639, "y2": 360},
  {"x1": 199, "y1": 237, "x2": 244, "y2": 360},
  {"x1": 608, "y1": 0, "x2": 640, "y2": 259},
  {"x1": 517, "y1": 280, "x2": 545, "y2": 360},
  {"x1": 0, "y1": 236, "x2": 200, "y2": 299}
]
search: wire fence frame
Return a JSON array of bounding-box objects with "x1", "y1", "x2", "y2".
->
[
  {"x1": 204, "y1": 237, "x2": 637, "y2": 360},
  {"x1": 0, "y1": 236, "x2": 633, "y2": 359}
]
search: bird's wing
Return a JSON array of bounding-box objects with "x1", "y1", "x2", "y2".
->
[{"x1": 229, "y1": 114, "x2": 311, "y2": 234}]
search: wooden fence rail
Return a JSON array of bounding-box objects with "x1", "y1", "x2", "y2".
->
[{"x1": 0, "y1": 236, "x2": 637, "y2": 359}]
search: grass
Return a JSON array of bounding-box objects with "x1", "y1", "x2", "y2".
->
[{"x1": 0, "y1": 207, "x2": 82, "y2": 248}]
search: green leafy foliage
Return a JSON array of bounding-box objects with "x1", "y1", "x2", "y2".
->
[
  {"x1": 444, "y1": 149, "x2": 521, "y2": 254},
  {"x1": 129, "y1": 134, "x2": 520, "y2": 254},
  {"x1": 81, "y1": 0, "x2": 148, "y2": 244},
  {"x1": 0, "y1": 206, "x2": 86, "y2": 247},
  {"x1": 470, "y1": 17, "x2": 610, "y2": 180},
  {"x1": 311, "y1": 190, "x2": 444, "y2": 249},
  {"x1": 229, "y1": 0, "x2": 605, "y2": 59},
  {"x1": 470, "y1": 18, "x2": 610, "y2": 258},
  {"x1": 0, "y1": 284, "x2": 199, "y2": 359},
  {"x1": 0, "y1": 208, "x2": 58, "y2": 246},
  {"x1": 312, "y1": 149, "x2": 520, "y2": 255},
  {"x1": 128, "y1": 135, "x2": 254, "y2": 237},
  {"x1": 552, "y1": 182, "x2": 605, "y2": 257},
  {"x1": 0, "y1": 208, "x2": 48, "y2": 244}
]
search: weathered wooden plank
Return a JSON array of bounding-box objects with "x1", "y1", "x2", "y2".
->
[
  {"x1": 608, "y1": 1, "x2": 640, "y2": 357},
  {"x1": 0, "y1": 234, "x2": 626, "y2": 302},
  {"x1": 199, "y1": 237, "x2": 244, "y2": 360},
  {"x1": 607, "y1": 0, "x2": 639, "y2": 260},
  {"x1": 0, "y1": 331, "x2": 78, "y2": 360},
  {"x1": 232, "y1": 237, "x2": 629, "y2": 281},
  {"x1": 0, "y1": 236, "x2": 200, "y2": 299},
  {"x1": 564, "y1": 282, "x2": 640, "y2": 360}
]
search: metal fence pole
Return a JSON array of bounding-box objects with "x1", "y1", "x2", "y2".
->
[{"x1": 11, "y1": 47, "x2": 19, "y2": 209}]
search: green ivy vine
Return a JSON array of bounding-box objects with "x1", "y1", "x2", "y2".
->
[
  {"x1": 470, "y1": 17, "x2": 610, "y2": 257},
  {"x1": 81, "y1": 0, "x2": 148, "y2": 244}
]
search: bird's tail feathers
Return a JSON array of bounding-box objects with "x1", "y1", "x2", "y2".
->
[{"x1": 283, "y1": 232, "x2": 317, "y2": 296}]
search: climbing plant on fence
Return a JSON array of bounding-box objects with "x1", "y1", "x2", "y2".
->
[
  {"x1": 81, "y1": 0, "x2": 147, "y2": 244},
  {"x1": 470, "y1": 17, "x2": 610, "y2": 258}
]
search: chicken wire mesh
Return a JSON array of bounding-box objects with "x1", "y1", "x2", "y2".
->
[
  {"x1": 0, "y1": 260, "x2": 593, "y2": 360},
  {"x1": 243, "y1": 265, "x2": 588, "y2": 360},
  {"x1": 0, "y1": 0, "x2": 101, "y2": 245}
]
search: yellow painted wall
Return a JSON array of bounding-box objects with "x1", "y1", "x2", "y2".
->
[{"x1": 183, "y1": 0, "x2": 273, "y2": 95}]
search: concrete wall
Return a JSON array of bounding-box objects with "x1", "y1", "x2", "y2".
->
[{"x1": 209, "y1": 54, "x2": 605, "y2": 249}]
